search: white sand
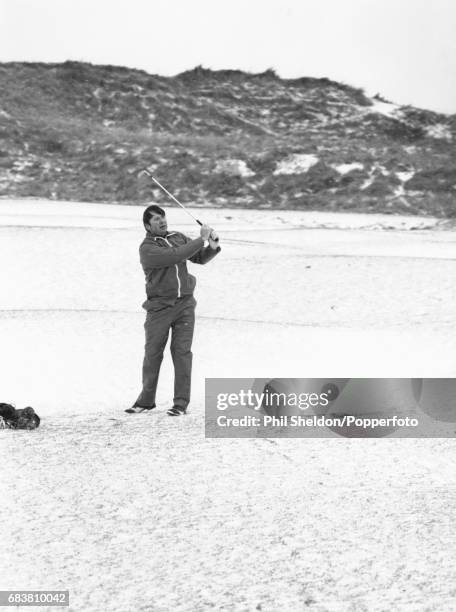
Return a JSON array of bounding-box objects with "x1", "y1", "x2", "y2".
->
[{"x1": 1, "y1": 200, "x2": 456, "y2": 611}]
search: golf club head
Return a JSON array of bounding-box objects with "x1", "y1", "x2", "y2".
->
[{"x1": 139, "y1": 167, "x2": 152, "y2": 178}]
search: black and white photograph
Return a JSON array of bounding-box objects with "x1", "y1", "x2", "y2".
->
[{"x1": 1, "y1": 0, "x2": 456, "y2": 610}]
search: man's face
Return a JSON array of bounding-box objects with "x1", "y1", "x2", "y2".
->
[{"x1": 146, "y1": 213, "x2": 167, "y2": 236}]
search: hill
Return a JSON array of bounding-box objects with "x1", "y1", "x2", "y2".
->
[{"x1": 0, "y1": 61, "x2": 455, "y2": 215}]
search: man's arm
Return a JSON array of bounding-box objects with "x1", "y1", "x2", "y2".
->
[
  {"x1": 140, "y1": 237, "x2": 204, "y2": 269},
  {"x1": 189, "y1": 245, "x2": 221, "y2": 265},
  {"x1": 188, "y1": 233, "x2": 221, "y2": 265}
]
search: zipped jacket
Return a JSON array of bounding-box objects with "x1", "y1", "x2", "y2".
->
[{"x1": 139, "y1": 231, "x2": 221, "y2": 310}]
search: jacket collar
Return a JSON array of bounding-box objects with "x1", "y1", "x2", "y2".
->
[{"x1": 149, "y1": 232, "x2": 177, "y2": 242}]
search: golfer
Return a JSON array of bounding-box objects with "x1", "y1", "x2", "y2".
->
[{"x1": 127, "y1": 205, "x2": 221, "y2": 416}]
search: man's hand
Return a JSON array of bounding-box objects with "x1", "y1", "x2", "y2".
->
[
  {"x1": 200, "y1": 224, "x2": 213, "y2": 241},
  {"x1": 209, "y1": 231, "x2": 220, "y2": 250}
]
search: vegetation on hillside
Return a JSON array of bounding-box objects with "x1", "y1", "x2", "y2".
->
[{"x1": 0, "y1": 61, "x2": 455, "y2": 215}]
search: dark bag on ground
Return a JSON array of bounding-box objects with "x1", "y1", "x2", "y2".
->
[{"x1": 0, "y1": 403, "x2": 41, "y2": 430}]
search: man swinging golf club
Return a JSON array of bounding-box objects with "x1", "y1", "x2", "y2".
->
[{"x1": 127, "y1": 178, "x2": 221, "y2": 416}]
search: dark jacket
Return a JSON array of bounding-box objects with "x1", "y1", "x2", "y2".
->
[{"x1": 139, "y1": 231, "x2": 221, "y2": 310}]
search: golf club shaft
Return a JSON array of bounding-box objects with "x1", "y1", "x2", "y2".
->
[{"x1": 142, "y1": 169, "x2": 202, "y2": 225}]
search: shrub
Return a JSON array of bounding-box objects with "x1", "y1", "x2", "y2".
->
[{"x1": 407, "y1": 168, "x2": 456, "y2": 193}]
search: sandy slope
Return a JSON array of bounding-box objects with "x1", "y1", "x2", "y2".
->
[{"x1": 1, "y1": 201, "x2": 456, "y2": 611}]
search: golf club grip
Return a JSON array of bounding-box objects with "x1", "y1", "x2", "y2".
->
[
  {"x1": 195, "y1": 220, "x2": 219, "y2": 243},
  {"x1": 198, "y1": 220, "x2": 220, "y2": 241},
  {"x1": 201, "y1": 227, "x2": 219, "y2": 243}
]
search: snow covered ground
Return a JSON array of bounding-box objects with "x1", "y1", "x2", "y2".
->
[{"x1": 2, "y1": 200, "x2": 456, "y2": 611}]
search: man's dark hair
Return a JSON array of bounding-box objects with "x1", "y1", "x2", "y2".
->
[{"x1": 143, "y1": 204, "x2": 166, "y2": 227}]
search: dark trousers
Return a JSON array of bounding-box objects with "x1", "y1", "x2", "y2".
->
[{"x1": 135, "y1": 295, "x2": 196, "y2": 409}]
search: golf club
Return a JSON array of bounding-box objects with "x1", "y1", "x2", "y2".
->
[{"x1": 140, "y1": 168, "x2": 219, "y2": 242}]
